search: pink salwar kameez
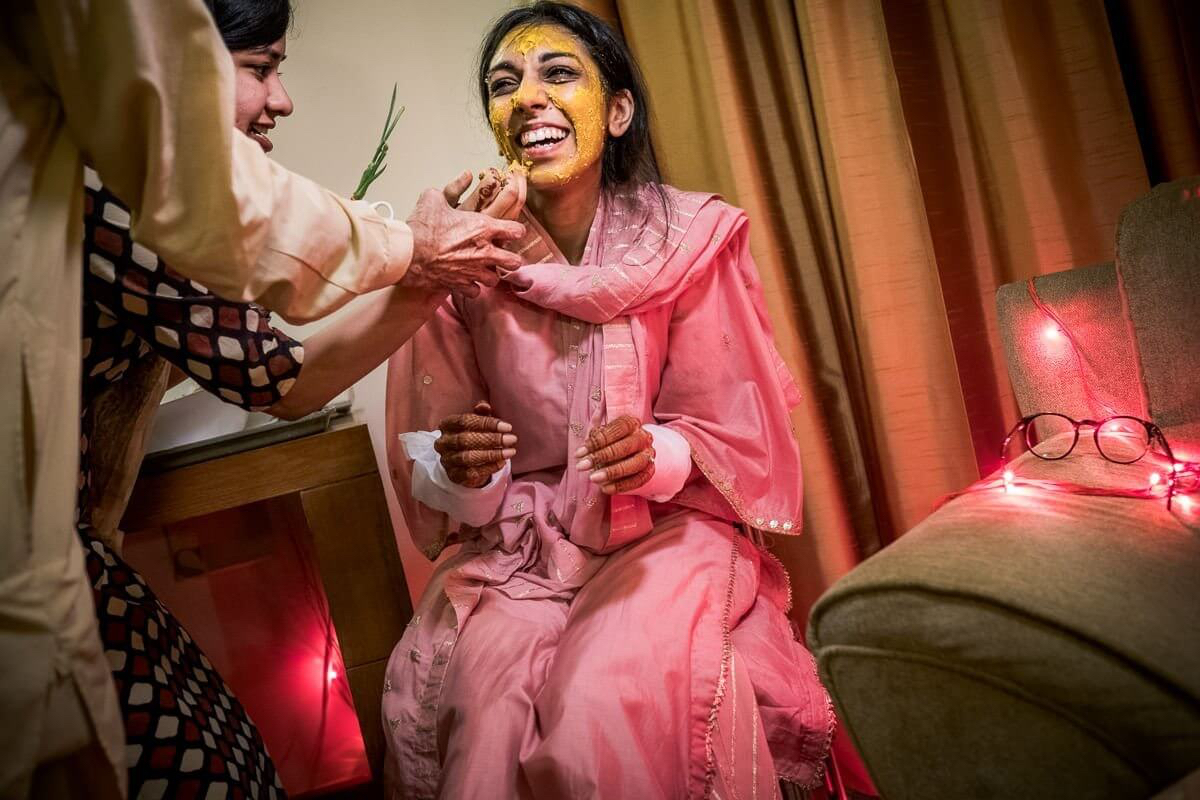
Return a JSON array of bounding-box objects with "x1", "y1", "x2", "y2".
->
[{"x1": 382, "y1": 186, "x2": 835, "y2": 799}]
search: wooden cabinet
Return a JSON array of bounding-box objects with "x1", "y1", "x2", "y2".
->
[{"x1": 122, "y1": 423, "x2": 411, "y2": 797}]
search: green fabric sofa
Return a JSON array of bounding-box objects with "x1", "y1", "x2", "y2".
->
[{"x1": 806, "y1": 178, "x2": 1200, "y2": 799}]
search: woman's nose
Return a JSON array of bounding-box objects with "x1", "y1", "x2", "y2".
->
[
  {"x1": 268, "y1": 76, "x2": 294, "y2": 118},
  {"x1": 513, "y1": 78, "x2": 548, "y2": 111}
]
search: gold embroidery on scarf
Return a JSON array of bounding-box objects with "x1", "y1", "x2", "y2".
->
[{"x1": 702, "y1": 537, "x2": 740, "y2": 797}]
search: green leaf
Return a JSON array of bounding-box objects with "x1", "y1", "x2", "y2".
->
[{"x1": 351, "y1": 83, "x2": 404, "y2": 201}]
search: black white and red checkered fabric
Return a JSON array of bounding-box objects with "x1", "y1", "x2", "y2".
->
[{"x1": 81, "y1": 530, "x2": 287, "y2": 799}]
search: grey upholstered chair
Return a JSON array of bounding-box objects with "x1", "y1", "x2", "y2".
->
[{"x1": 806, "y1": 178, "x2": 1200, "y2": 800}]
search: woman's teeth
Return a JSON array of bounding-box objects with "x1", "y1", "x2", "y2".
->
[{"x1": 520, "y1": 127, "x2": 568, "y2": 150}]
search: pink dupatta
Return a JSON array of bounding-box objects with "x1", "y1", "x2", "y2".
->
[
  {"x1": 498, "y1": 185, "x2": 805, "y2": 551},
  {"x1": 385, "y1": 184, "x2": 806, "y2": 562}
]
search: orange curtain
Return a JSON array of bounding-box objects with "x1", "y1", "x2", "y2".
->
[{"x1": 575, "y1": 0, "x2": 1199, "y2": 620}]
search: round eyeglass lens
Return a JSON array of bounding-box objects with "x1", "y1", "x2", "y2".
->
[
  {"x1": 1026, "y1": 413, "x2": 1076, "y2": 459},
  {"x1": 1096, "y1": 417, "x2": 1151, "y2": 463}
]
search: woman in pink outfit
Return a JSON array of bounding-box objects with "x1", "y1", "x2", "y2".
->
[{"x1": 382, "y1": 3, "x2": 836, "y2": 797}]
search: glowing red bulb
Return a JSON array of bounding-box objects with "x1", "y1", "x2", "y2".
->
[
  {"x1": 1149, "y1": 472, "x2": 1161, "y2": 487},
  {"x1": 327, "y1": 668, "x2": 338, "y2": 682},
  {"x1": 1178, "y1": 495, "x2": 1193, "y2": 512},
  {"x1": 1043, "y1": 325, "x2": 1062, "y2": 341}
]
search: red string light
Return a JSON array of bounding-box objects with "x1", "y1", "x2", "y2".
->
[
  {"x1": 936, "y1": 472, "x2": 1195, "y2": 512},
  {"x1": 1026, "y1": 280, "x2": 1118, "y2": 420},
  {"x1": 945, "y1": 280, "x2": 1200, "y2": 517}
]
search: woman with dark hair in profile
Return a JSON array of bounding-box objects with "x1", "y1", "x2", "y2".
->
[
  {"x1": 78, "y1": 1, "x2": 523, "y2": 796},
  {"x1": 383, "y1": 2, "x2": 836, "y2": 797}
]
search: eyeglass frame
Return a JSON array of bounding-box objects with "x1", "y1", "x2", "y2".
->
[{"x1": 1000, "y1": 412, "x2": 1193, "y2": 511}]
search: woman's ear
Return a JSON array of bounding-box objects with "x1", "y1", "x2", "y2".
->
[{"x1": 607, "y1": 89, "x2": 635, "y2": 138}]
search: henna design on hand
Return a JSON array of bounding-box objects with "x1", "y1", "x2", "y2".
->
[
  {"x1": 608, "y1": 459, "x2": 657, "y2": 495},
  {"x1": 436, "y1": 401, "x2": 516, "y2": 488},
  {"x1": 575, "y1": 414, "x2": 656, "y2": 495}
]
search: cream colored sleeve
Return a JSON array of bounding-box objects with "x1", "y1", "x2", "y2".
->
[{"x1": 36, "y1": 0, "x2": 412, "y2": 323}]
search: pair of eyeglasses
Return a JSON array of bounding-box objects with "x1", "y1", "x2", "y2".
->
[{"x1": 1000, "y1": 413, "x2": 1197, "y2": 510}]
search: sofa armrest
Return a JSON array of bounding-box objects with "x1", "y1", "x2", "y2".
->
[{"x1": 807, "y1": 447, "x2": 1200, "y2": 800}]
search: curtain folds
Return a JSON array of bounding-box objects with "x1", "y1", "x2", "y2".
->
[
  {"x1": 573, "y1": 0, "x2": 1198, "y2": 620},
  {"x1": 881, "y1": 0, "x2": 1152, "y2": 477}
]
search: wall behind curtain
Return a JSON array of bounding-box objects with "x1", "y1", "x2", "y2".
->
[{"x1": 579, "y1": 0, "x2": 1199, "y2": 619}]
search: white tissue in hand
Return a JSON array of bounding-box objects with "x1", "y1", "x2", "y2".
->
[{"x1": 399, "y1": 430, "x2": 510, "y2": 526}]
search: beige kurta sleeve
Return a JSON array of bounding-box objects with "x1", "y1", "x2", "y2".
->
[{"x1": 34, "y1": 0, "x2": 412, "y2": 323}]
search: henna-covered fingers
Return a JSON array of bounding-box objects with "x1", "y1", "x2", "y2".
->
[
  {"x1": 486, "y1": 168, "x2": 526, "y2": 221},
  {"x1": 440, "y1": 412, "x2": 511, "y2": 434},
  {"x1": 592, "y1": 448, "x2": 656, "y2": 493},
  {"x1": 436, "y1": 401, "x2": 517, "y2": 487},
  {"x1": 574, "y1": 414, "x2": 641, "y2": 459},
  {"x1": 445, "y1": 461, "x2": 506, "y2": 489},
  {"x1": 472, "y1": 169, "x2": 502, "y2": 210},
  {"x1": 606, "y1": 460, "x2": 657, "y2": 495},
  {"x1": 575, "y1": 426, "x2": 652, "y2": 471},
  {"x1": 573, "y1": 414, "x2": 657, "y2": 494},
  {"x1": 434, "y1": 430, "x2": 516, "y2": 453},
  {"x1": 441, "y1": 447, "x2": 516, "y2": 467}
]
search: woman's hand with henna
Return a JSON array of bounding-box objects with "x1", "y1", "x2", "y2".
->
[
  {"x1": 435, "y1": 401, "x2": 517, "y2": 488},
  {"x1": 457, "y1": 164, "x2": 527, "y2": 221},
  {"x1": 574, "y1": 415, "x2": 656, "y2": 495}
]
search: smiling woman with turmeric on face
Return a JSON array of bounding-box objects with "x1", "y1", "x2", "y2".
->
[
  {"x1": 486, "y1": 25, "x2": 613, "y2": 185},
  {"x1": 483, "y1": 23, "x2": 634, "y2": 264},
  {"x1": 382, "y1": 3, "x2": 837, "y2": 798}
]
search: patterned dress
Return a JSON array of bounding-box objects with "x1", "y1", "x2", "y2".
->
[{"x1": 79, "y1": 171, "x2": 305, "y2": 799}]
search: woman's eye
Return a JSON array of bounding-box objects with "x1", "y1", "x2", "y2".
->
[
  {"x1": 489, "y1": 77, "x2": 517, "y2": 95},
  {"x1": 545, "y1": 66, "x2": 578, "y2": 82}
]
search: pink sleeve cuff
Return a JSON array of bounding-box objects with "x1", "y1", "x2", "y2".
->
[{"x1": 629, "y1": 424, "x2": 692, "y2": 502}]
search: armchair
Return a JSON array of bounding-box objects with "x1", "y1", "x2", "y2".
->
[{"x1": 805, "y1": 177, "x2": 1200, "y2": 799}]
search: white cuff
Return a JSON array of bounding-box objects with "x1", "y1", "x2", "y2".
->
[
  {"x1": 627, "y1": 424, "x2": 692, "y2": 502},
  {"x1": 398, "y1": 430, "x2": 511, "y2": 527}
]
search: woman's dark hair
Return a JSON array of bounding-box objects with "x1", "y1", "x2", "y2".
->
[
  {"x1": 203, "y1": 0, "x2": 293, "y2": 51},
  {"x1": 476, "y1": 1, "x2": 664, "y2": 197}
]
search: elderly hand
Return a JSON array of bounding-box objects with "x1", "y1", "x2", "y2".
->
[
  {"x1": 435, "y1": 402, "x2": 518, "y2": 488},
  {"x1": 575, "y1": 415, "x2": 656, "y2": 495},
  {"x1": 403, "y1": 173, "x2": 526, "y2": 297}
]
